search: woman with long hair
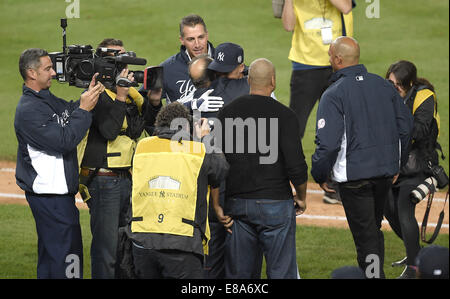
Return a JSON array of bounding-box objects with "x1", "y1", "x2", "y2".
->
[{"x1": 384, "y1": 60, "x2": 442, "y2": 279}]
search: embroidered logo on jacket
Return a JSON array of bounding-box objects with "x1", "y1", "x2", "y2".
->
[
  {"x1": 53, "y1": 109, "x2": 70, "y2": 127},
  {"x1": 317, "y1": 118, "x2": 326, "y2": 129}
]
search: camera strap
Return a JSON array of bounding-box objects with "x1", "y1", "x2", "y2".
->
[{"x1": 421, "y1": 190, "x2": 448, "y2": 244}]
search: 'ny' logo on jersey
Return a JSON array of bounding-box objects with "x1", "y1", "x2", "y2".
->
[{"x1": 217, "y1": 52, "x2": 225, "y2": 61}]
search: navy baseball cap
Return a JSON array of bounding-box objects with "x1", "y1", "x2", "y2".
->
[
  {"x1": 331, "y1": 266, "x2": 365, "y2": 279},
  {"x1": 415, "y1": 245, "x2": 449, "y2": 279},
  {"x1": 208, "y1": 42, "x2": 244, "y2": 73}
]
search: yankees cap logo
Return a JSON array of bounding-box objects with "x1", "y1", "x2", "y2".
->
[{"x1": 208, "y1": 42, "x2": 245, "y2": 73}]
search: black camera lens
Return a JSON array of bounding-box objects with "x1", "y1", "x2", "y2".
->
[
  {"x1": 78, "y1": 60, "x2": 95, "y2": 79},
  {"x1": 132, "y1": 71, "x2": 144, "y2": 83}
]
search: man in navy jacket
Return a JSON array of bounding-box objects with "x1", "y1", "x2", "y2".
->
[
  {"x1": 140, "y1": 15, "x2": 214, "y2": 134},
  {"x1": 160, "y1": 14, "x2": 214, "y2": 103},
  {"x1": 311, "y1": 37, "x2": 413, "y2": 278},
  {"x1": 14, "y1": 48, "x2": 104, "y2": 278}
]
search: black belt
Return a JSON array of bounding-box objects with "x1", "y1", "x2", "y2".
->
[{"x1": 80, "y1": 168, "x2": 128, "y2": 178}]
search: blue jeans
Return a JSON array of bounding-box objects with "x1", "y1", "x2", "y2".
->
[
  {"x1": 87, "y1": 174, "x2": 131, "y2": 279},
  {"x1": 26, "y1": 193, "x2": 83, "y2": 279},
  {"x1": 224, "y1": 198, "x2": 298, "y2": 279}
]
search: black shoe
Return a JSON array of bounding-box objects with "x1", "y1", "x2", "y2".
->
[
  {"x1": 392, "y1": 257, "x2": 407, "y2": 267},
  {"x1": 397, "y1": 266, "x2": 416, "y2": 279},
  {"x1": 323, "y1": 192, "x2": 342, "y2": 205}
]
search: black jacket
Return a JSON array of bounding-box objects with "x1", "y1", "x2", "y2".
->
[
  {"x1": 217, "y1": 94, "x2": 308, "y2": 201},
  {"x1": 399, "y1": 85, "x2": 440, "y2": 181},
  {"x1": 81, "y1": 88, "x2": 146, "y2": 169}
]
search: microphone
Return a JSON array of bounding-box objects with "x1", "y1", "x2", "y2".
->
[{"x1": 114, "y1": 55, "x2": 147, "y2": 65}]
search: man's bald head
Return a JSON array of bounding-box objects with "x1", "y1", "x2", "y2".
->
[
  {"x1": 328, "y1": 36, "x2": 360, "y2": 71},
  {"x1": 188, "y1": 54, "x2": 213, "y2": 89},
  {"x1": 248, "y1": 58, "x2": 276, "y2": 96}
]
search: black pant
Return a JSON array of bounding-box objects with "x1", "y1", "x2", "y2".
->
[
  {"x1": 204, "y1": 183, "x2": 227, "y2": 279},
  {"x1": 132, "y1": 245, "x2": 204, "y2": 279},
  {"x1": 26, "y1": 193, "x2": 83, "y2": 279},
  {"x1": 204, "y1": 221, "x2": 226, "y2": 279},
  {"x1": 289, "y1": 67, "x2": 332, "y2": 138},
  {"x1": 384, "y1": 182, "x2": 423, "y2": 266},
  {"x1": 339, "y1": 177, "x2": 392, "y2": 279}
]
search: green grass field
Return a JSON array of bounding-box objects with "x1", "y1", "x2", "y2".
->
[
  {"x1": 1, "y1": 204, "x2": 448, "y2": 279},
  {"x1": 0, "y1": 0, "x2": 448, "y2": 173},
  {"x1": 0, "y1": 0, "x2": 448, "y2": 279}
]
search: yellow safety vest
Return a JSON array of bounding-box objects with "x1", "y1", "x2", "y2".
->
[
  {"x1": 131, "y1": 136, "x2": 211, "y2": 254},
  {"x1": 77, "y1": 87, "x2": 144, "y2": 169},
  {"x1": 289, "y1": 0, "x2": 354, "y2": 66},
  {"x1": 104, "y1": 88, "x2": 144, "y2": 168},
  {"x1": 77, "y1": 87, "x2": 144, "y2": 201}
]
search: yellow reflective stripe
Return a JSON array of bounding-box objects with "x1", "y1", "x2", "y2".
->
[
  {"x1": 203, "y1": 185, "x2": 211, "y2": 255},
  {"x1": 102, "y1": 88, "x2": 144, "y2": 167},
  {"x1": 76, "y1": 130, "x2": 89, "y2": 170},
  {"x1": 413, "y1": 89, "x2": 440, "y2": 136},
  {"x1": 412, "y1": 89, "x2": 434, "y2": 115},
  {"x1": 106, "y1": 135, "x2": 136, "y2": 168},
  {"x1": 104, "y1": 87, "x2": 144, "y2": 112}
]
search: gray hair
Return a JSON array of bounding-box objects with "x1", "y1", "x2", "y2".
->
[{"x1": 19, "y1": 48, "x2": 49, "y2": 80}]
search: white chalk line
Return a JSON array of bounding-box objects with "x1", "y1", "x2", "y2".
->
[
  {"x1": 1, "y1": 167, "x2": 447, "y2": 201},
  {"x1": 306, "y1": 189, "x2": 447, "y2": 202},
  {"x1": 0, "y1": 192, "x2": 84, "y2": 203},
  {"x1": 1, "y1": 167, "x2": 448, "y2": 225},
  {"x1": 0, "y1": 191, "x2": 447, "y2": 229},
  {"x1": 296, "y1": 214, "x2": 449, "y2": 229}
]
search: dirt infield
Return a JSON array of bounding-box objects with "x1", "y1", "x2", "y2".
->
[{"x1": 1, "y1": 160, "x2": 448, "y2": 233}]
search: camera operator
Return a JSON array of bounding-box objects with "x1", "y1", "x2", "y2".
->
[
  {"x1": 78, "y1": 38, "x2": 146, "y2": 279},
  {"x1": 384, "y1": 60, "x2": 444, "y2": 279},
  {"x1": 15, "y1": 48, "x2": 104, "y2": 278}
]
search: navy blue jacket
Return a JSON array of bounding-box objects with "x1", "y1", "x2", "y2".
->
[
  {"x1": 14, "y1": 85, "x2": 92, "y2": 195},
  {"x1": 160, "y1": 42, "x2": 214, "y2": 103},
  {"x1": 311, "y1": 64, "x2": 413, "y2": 184}
]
